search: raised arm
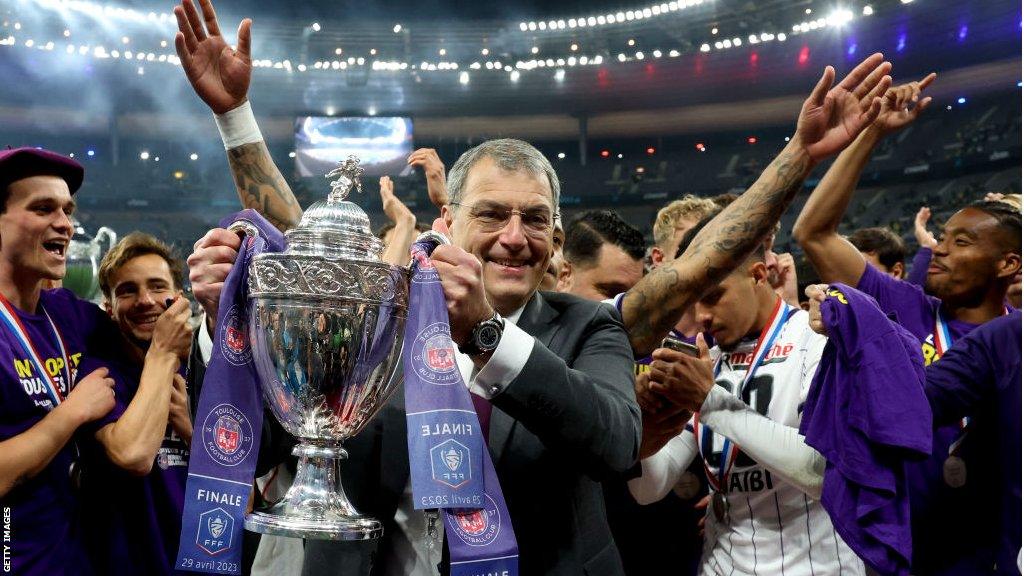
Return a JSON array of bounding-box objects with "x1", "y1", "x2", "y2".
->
[
  {"x1": 621, "y1": 54, "x2": 892, "y2": 356},
  {"x1": 793, "y1": 73, "x2": 935, "y2": 286},
  {"x1": 173, "y1": 0, "x2": 302, "y2": 231},
  {"x1": 408, "y1": 148, "x2": 449, "y2": 210},
  {"x1": 379, "y1": 176, "x2": 417, "y2": 266}
]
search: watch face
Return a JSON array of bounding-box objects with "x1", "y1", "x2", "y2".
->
[{"x1": 478, "y1": 324, "x2": 501, "y2": 349}]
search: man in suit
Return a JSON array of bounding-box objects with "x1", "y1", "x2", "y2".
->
[
  {"x1": 176, "y1": 0, "x2": 641, "y2": 571},
  {"x1": 188, "y1": 139, "x2": 641, "y2": 576}
]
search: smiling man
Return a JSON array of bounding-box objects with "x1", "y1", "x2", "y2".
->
[
  {"x1": 171, "y1": 5, "x2": 641, "y2": 572},
  {"x1": 0, "y1": 148, "x2": 190, "y2": 575},
  {"x1": 401, "y1": 140, "x2": 643, "y2": 575},
  {"x1": 792, "y1": 73, "x2": 1022, "y2": 575},
  {"x1": 76, "y1": 232, "x2": 195, "y2": 575}
]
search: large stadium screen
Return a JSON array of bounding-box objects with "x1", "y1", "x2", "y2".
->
[{"x1": 294, "y1": 116, "x2": 414, "y2": 178}]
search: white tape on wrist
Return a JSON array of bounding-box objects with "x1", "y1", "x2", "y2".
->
[{"x1": 214, "y1": 101, "x2": 263, "y2": 149}]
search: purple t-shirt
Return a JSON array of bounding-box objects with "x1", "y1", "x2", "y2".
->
[
  {"x1": 906, "y1": 247, "x2": 932, "y2": 288},
  {"x1": 855, "y1": 263, "x2": 986, "y2": 573},
  {"x1": 922, "y1": 311, "x2": 1022, "y2": 575},
  {"x1": 80, "y1": 359, "x2": 190, "y2": 576},
  {"x1": 800, "y1": 284, "x2": 932, "y2": 576},
  {"x1": 0, "y1": 288, "x2": 125, "y2": 575}
]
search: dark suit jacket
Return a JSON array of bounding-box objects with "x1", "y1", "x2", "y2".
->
[{"x1": 303, "y1": 290, "x2": 641, "y2": 576}]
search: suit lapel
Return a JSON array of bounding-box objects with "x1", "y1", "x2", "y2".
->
[{"x1": 488, "y1": 292, "x2": 560, "y2": 462}]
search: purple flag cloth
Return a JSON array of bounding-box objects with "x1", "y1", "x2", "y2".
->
[
  {"x1": 404, "y1": 237, "x2": 518, "y2": 576},
  {"x1": 799, "y1": 284, "x2": 932, "y2": 576},
  {"x1": 175, "y1": 210, "x2": 284, "y2": 574}
]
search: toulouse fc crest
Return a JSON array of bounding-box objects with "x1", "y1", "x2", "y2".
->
[
  {"x1": 413, "y1": 323, "x2": 459, "y2": 385},
  {"x1": 202, "y1": 403, "x2": 254, "y2": 467},
  {"x1": 215, "y1": 415, "x2": 242, "y2": 454},
  {"x1": 219, "y1": 304, "x2": 251, "y2": 366},
  {"x1": 448, "y1": 494, "x2": 501, "y2": 547}
]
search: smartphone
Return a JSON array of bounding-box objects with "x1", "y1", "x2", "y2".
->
[{"x1": 660, "y1": 335, "x2": 700, "y2": 357}]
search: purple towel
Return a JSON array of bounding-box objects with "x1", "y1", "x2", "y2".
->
[{"x1": 799, "y1": 284, "x2": 932, "y2": 576}]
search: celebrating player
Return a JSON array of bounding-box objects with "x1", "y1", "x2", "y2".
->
[{"x1": 792, "y1": 72, "x2": 1021, "y2": 574}]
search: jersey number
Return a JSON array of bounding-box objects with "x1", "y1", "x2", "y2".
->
[{"x1": 704, "y1": 376, "x2": 774, "y2": 468}]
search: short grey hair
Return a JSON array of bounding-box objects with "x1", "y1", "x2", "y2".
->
[{"x1": 446, "y1": 138, "x2": 560, "y2": 210}]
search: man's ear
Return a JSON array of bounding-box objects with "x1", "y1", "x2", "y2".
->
[
  {"x1": 997, "y1": 252, "x2": 1022, "y2": 281},
  {"x1": 890, "y1": 261, "x2": 905, "y2": 279},
  {"x1": 441, "y1": 204, "x2": 456, "y2": 234},
  {"x1": 556, "y1": 261, "x2": 573, "y2": 292},
  {"x1": 650, "y1": 246, "x2": 665, "y2": 268},
  {"x1": 749, "y1": 260, "x2": 770, "y2": 285},
  {"x1": 103, "y1": 299, "x2": 113, "y2": 317}
]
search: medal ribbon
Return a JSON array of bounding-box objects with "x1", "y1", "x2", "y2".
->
[
  {"x1": 0, "y1": 294, "x2": 73, "y2": 407},
  {"x1": 693, "y1": 297, "x2": 793, "y2": 495},
  {"x1": 931, "y1": 310, "x2": 954, "y2": 360},
  {"x1": 404, "y1": 235, "x2": 518, "y2": 576},
  {"x1": 933, "y1": 305, "x2": 1010, "y2": 360}
]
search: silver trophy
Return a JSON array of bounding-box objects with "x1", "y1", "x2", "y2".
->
[
  {"x1": 64, "y1": 220, "x2": 117, "y2": 302},
  {"x1": 237, "y1": 156, "x2": 410, "y2": 540}
]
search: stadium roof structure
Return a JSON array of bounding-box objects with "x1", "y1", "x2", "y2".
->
[{"x1": 0, "y1": 0, "x2": 1018, "y2": 137}]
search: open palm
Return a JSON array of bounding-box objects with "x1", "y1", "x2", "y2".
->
[
  {"x1": 795, "y1": 53, "x2": 892, "y2": 161},
  {"x1": 874, "y1": 73, "x2": 936, "y2": 134},
  {"x1": 173, "y1": 0, "x2": 251, "y2": 114}
]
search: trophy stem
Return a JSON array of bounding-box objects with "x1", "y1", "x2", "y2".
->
[{"x1": 244, "y1": 441, "x2": 382, "y2": 540}]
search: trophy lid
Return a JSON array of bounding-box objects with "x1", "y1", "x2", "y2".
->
[{"x1": 284, "y1": 155, "x2": 384, "y2": 260}]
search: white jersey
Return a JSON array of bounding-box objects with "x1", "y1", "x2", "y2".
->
[{"x1": 635, "y1": 310, "x2": 864, "y2": 576}]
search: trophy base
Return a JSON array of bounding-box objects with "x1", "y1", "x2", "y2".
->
[
  {"x1": 243, "y1": 442, "x2": 382, "y2": 541},
  {"x1": 245, "y1": 505, "x2": 381, "y2": 541}
]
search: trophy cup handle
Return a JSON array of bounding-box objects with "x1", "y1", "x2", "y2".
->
[
  {"x1": 228, "y1": 220, "x2": 262, "y2": 239},
  {"x1": 94, "y1": 227, "x2": 117, "y2": 254}
]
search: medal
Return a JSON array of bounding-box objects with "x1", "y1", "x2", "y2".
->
[
  {"x1": 712, "y1": 491, "x2": 729, "y2": 523},
  {"x1": 693, "y1": 298, "x2": 794, "y2": 526},
  {"x1": 943, "y1": 455, "x2": 966, "y2": 488}
]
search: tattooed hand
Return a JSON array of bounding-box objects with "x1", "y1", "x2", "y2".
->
[
  {"x1": 793, "y1": 53, "x2": 891, "y2": 162},
  {"x1": 620, "y1": 53, "x2": 895, "y2": 357}
]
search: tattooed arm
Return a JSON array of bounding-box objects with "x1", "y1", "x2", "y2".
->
[
  {"x1": 174, "y1": 0, "x2": 302, "y2": 231},
  {"x1": 793, "y1": 73, "x2": 935, "y2": 286},
  {"x1": 622, "y1": 141, "x2": 814, "y2": 355},
  {"x1": 621, "y1": 54, "x2": 892, "y2": 357},
  {"x1": 226, "y1": 142, "x2": 302, "y2": 231}
]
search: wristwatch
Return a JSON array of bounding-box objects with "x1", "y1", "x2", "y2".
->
[{"x1": 459, "y1": 312, "x2": 504, "y2": 356}]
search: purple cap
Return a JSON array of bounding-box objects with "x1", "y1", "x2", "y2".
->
[{"x1": 0, "y1": 147, "x2": 85, "y2": 194}]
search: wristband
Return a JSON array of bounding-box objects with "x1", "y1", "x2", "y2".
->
[{"x1": 214, "y1": 101, "x2": 263, "y2": 149}]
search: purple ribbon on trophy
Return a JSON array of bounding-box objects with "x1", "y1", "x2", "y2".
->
[
  {"x1": 404, "y1": 234, "x2": 519, "y2": 576},
  {"x1": 175, "y1": 210, "x2": 284, "y2": 575}
]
